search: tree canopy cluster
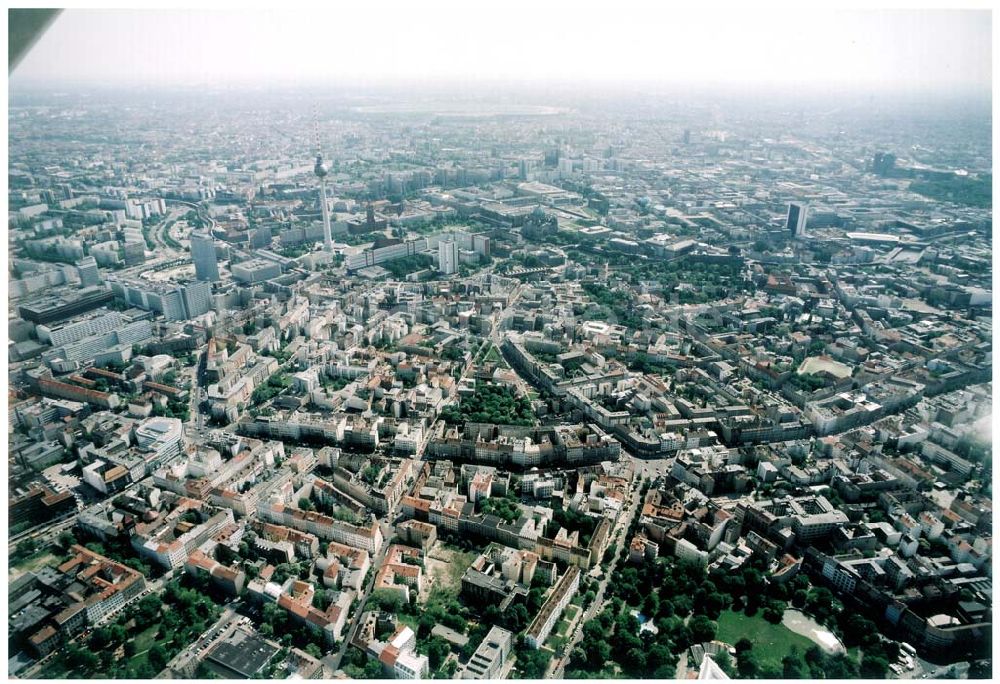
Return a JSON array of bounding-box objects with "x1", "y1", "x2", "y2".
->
[
  {"x1": 568, "y1": 535, "x2": 900, "y2": 680},
  {"x1": 478, "y1": 491, "x2": 523, "y2": 523},
  {"x1": 42, "y1": 576, "x2": 224, "y2": 679},
  {"x1": 440, "y1": 381, "x2": 534, "y2": 426},
  {"x1": 547, "y1": 503, "x2": 599, "y2": 546},
  {"x1": 258, "y1": 598, "x2": 328, "y2": 653},
  {"x1": 565, "y1": 599, "x2": 681, "y2": 678},
  {"x1": 384, "y1": 253, "x2": 435, "y2": 279},
  {"x1": 910, "y1": 174, "x2": 992, "y2": 209}
]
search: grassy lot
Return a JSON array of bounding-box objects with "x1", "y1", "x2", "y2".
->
[
  {"x1": 484, "y1": 345, "x2": 508, "y2": 367},
  {"x1": 133, "y1": 622, "x2": 162, "y2": 654},
  {"x1": 43, "y1": 621, "x2": 169, "y2": 679},
  {"x1": 426, "y1": 541, "x2": 478, "y2": 594},
  {"x1": 715, "y1": 610, "x2": 815, "y2": 672},
  {"x1": 560, "y1": 605, "x2": 580, "y2": 634},
  {"x1": 545, "y1": 604, "x2": 580, "y2": 652},
  {"x1": 36, "y1": 657, "x2": 70, "y2": 678},
  {"x1": 10, "y1": 550, "x2": 61, "y2": 577},
  {"x1": 397, "y1": 612, "x2": 420, "y2": 633},
  {"x1": 445, "y1": 551, "x2": 476, "y2": 587}
]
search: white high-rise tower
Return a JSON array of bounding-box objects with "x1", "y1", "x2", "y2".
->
[{"x1": 315, "y1": 153, "x2": 333, "y2": 251}]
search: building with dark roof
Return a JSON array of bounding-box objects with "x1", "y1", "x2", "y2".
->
[{"x1": 203, "y1": 626, "x2": 280, "y2": 678}]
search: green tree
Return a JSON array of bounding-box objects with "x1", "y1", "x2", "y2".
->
[
  {"x1": 782, "y1": 647, "x2": 806, "y2": 678},
  {"x1": 16, "y1": 538, "x2": 38, "y2": 558},
  {"x1": 860, "y1": 653, "x2": 890, "y2": 678},
  {"x1": 763, "y1": 598, "x2": 786, "y2": 624},
  {"x1": 688, "y1": 614, "x2": 717, "y2": 643},
  {"x1": 425, "y1": 637, "x2": 451, "y2": 670},
  {"x1": 57, "y1": 530, "x2": 77, "y2": 550},
  {"x1": 147, "y1": 643, "x2": 168, "y2": 672},
  {"x1": 791, "y1": 588, "x2": 808, "y2": 608},
  {"x1": 370, "y1": 588, "x2": 406, "y2": 613},
  {"x1": 838, "y1": 612, "x2": 879, "y2": 648},
  {"x1": 737, "y1": 650, "x2": 760, "y2": 678},
  {"x1": 65, "y1": 644, "x2": 99, "y2": 671},
  {"x1": 805, "y1": 586, "x2": 838, "y2": 619},
  {"x1": 714, "y1": 651, "x2": 738, "y2": 678}
]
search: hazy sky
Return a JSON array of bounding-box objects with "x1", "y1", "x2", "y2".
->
[{"x1": 11, "y1": 4, "x2": 993, "y2": 93}]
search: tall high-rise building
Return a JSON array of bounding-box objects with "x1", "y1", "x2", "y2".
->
[
  {"x1": 786, "y1": 203, "x2": 808, "y2": 238},
  {"x1": 76, "y1": 256, "x2": 101, "y2": 288},
  {"x1": 190, "y1": 231, "x2": 220, "y2": 282},
  {"x1": 180, "y1": 280, "x2": 213, "y2": 319},
  {"x1": 123, "y1": 240, "x2": 146, "y2": 266},
  {"x1": 315, "y1": 154, "x2": 333, "y2": 251},
  {"x1": 249, "y1": 225, "x2": 272, "y2": 250},
  {"x1": 107, "y1": 278, "x2": 213, "y2": 321},
  {"x1": 872, "y1": 152, "x2": 896, "y2": 176},
  {"x1": 438, "y1": 240, "x2": 458, "y2": 275}
]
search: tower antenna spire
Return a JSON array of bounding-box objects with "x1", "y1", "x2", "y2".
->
[
  {"x1": 313, "y1": 106, "x2": 333, "y2": 252},
  {"x1": 313, "y1": 105, "x2": 321, "y2": 157}
]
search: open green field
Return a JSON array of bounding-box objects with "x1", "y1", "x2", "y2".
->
[
  {"x1": 545, "y1": 604, "x2": 581, "y2": 653},
  {"x1": 397, "y1": 612, "x2": 420, "y2": 633},
  {"x1": 35, "y1": 621, "x2": 165, "y2": 679},
  {"x1": 426, "y1": 540, "x2": 477, "y2": 594},
  {"x1": 484, "y1": 345, "x2": 504, "y2": 364},
  {"x1": 133, "y1": 622, "x2": 162, "y2": 654},
  {"x1": 10, "y1": 550, "x2": 61, "y2": 577},
  {"x1": 715, "y1": 610, "x2": 815, "y2": 671}
]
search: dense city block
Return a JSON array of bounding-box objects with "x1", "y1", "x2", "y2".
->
[{"x1": 7, "y1": 79, "x2": 992, "y2": 680}]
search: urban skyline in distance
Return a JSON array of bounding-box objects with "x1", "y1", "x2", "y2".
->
[{"x1": 6, "y1": 4, "x2": 993, "y2": 682}]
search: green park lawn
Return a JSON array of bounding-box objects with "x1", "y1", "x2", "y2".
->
[
  {"x1": 10, "y1": 550, "x2": 61, "y2": 576},
  {"x1": 714, "y1": 610, "x2": 815, "y2": 672},
  {"x1": 484, "y1": 345, "x2": 504, "y2": 364},
  {"x1": 133, "y1": 622, "x2": 162, "y2": 654},
  {"x1": 397, "y1": 612, "x2": 420, "y2": 633}
]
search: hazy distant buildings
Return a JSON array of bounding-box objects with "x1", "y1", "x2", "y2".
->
[
  {"x1": 191, "y1": 231, "x2": 220, "y2": 281},
  {"x1": 873, "y1": 151, "x2": 897, "y2": 176}
]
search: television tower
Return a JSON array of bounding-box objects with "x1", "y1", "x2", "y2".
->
[{"x1": 313, "y1": 116, "x2": 333, "y2": 252}]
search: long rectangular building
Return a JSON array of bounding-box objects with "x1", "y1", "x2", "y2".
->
[{"x1": 524, "y1": 565, "x2": 580, "y2": 649}]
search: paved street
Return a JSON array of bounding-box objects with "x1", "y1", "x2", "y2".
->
[
  {"x1": 325, "y1": 544, "x2": 389, "y2": 674},
  {"x1": 548, "y1": 454, "x2": 650, "y2": 678}
]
